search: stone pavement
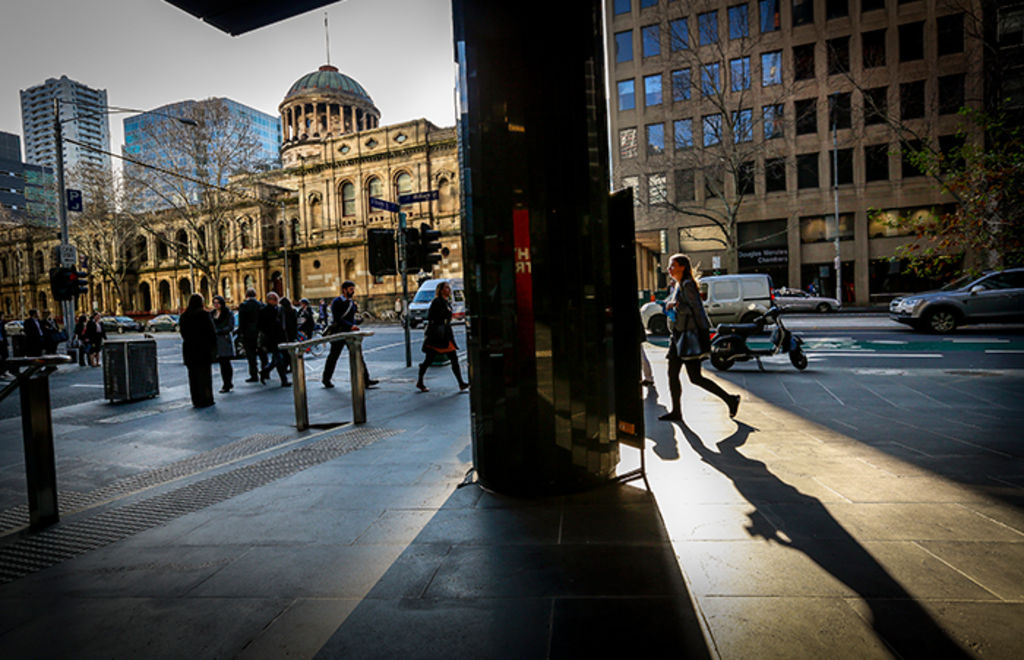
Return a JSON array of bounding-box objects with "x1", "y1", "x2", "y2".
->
[{"x1": 0, "y1": 343, "x2": 1022, "y2": 658}]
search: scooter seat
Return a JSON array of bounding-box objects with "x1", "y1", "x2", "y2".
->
[{"x1": 715, "y1": 322, "x2": 761, "y2": 336}]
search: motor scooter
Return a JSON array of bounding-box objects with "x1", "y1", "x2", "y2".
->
[{"x1": 709, "y1": 306, "x2": 807, "y2": 371}]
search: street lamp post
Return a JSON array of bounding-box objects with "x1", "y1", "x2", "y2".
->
[{"x1": 831, "y1": 92, "x2": 842, "y2": 306}]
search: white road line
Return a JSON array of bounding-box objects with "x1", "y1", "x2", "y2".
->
[
  {"x1": 815, "y1": 379, "x2": 846, "y2": 406},
  {"x1": 949, "y1": 338, "x2": 1011, "y2": 343},
  {"x1": 985, "y1": 349, "x2": 1024, "y2": 354},
  {"x1": 813, "y1": 352, "x2": 942, "y2": 358},
  {"x1": 871, "y1": 340, "x2": 908, "y2": 344},
  {"x1": 70, "y1": 384, "x2": 104, "y2": 388}
]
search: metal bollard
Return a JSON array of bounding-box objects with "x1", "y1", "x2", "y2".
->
[{"x1": 281, "y1": 331, "x2": 373, "y2": 431}]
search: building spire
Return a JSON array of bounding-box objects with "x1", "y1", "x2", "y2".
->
[{"x1": 324, "y1": 12, "x2": 331, "y2": 66}]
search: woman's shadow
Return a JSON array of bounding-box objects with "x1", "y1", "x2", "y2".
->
[{"x1": 652, "y1": 397, "x2": 970, "y2": 657}]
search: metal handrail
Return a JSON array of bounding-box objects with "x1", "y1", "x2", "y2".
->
[
  {"x1": 279, "y1": 331, "x2": 374, "y2": 430},
  {"x1": 0, "y1": 355, "x2": 72, "y2": 404}
]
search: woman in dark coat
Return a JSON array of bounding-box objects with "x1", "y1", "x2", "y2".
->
[
  {"x1": 210, "y1": 295, "x2": 235, "y2": 393},
  {"x1": 416, "y1": 280, "x2": 468, "y2": 393},
  {"x1": 179, "y1": 293, "x2": 217, "y2": 408},
  {"x1": 83, "y1": 312, "x2": 105, "y2": 367},
  {"x1": 280, "y1": 297, "x2": 298, "y2": 343}
]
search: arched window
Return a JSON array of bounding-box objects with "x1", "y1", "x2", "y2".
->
[
  {"x1": 341, "y1": 181, "x2": 356, "y2": 216},
  {"x1": 277, "y1": 221, "x2": 285, "y2": 245},
  {"x1": 1, "y1": 255, "x2": 8, "y2": 279},
  {"x1": 158, "y1": 280, "x2": 171, "y2": 310},
  {"x1": 175, "y1": 229, "x2": 188, "y2": 256},
  {"x1": 309, "y1": 194, "x2": 323, "y2": 229},
  {"x1": 395, "y1": 172, "x2": 413, "y2": 198},
  {"x1": 38, "y1": 291, "x2": 47, "y2": 310},
  {"x1": 217, "y1": 224, "x2": 228, "y2": 252},
  {"x1": 291, "y1": 218, "x2": 300, "y2": 244},
  {"x1": 438, "y1": 177, "x2": 453, "y2": 213},
  {"x1": 34, "y1": 250, "x2": 44, "y2": 277},
  {"x1": 222, "y1": 277, "x2": 232, "y2": 302},
  {"x1": 157, "y1": 234, "x2": 169, "y2": 260},
  {"x1": 344, "y1": 258, "x2": 356, "y2": 281},
  {"x1": 244, "y1": 274, "x2": 255, "y2": 293},
  {"x1": 136, "y1": 235, "x2": 149, "y2": 264},
  {"x1": 240, "y1": 222, "x2": 251, "y2": 250},
  {"x1": 368, "y1": 176, "x2": 383, "y2": 202}
]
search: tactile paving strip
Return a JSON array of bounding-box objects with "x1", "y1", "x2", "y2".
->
[
  {"x1": 0, "y1": 426, "x2": 397, "y2": 584},
  {"x1": 0, "y1": 433, "x2": 294, "y2": 534}
]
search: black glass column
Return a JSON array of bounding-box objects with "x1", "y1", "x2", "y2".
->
[{"x1": 454, "y1": 0, "x2": 641, "y2": 495}]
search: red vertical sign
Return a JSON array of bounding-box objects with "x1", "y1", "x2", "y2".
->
[{"x1": 513, "y1": 209, "x2": 534, "y2": 356}]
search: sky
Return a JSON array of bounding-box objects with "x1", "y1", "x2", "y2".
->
[{"x1": 0, "y1": 0, "x2": 457, "y2": 168}]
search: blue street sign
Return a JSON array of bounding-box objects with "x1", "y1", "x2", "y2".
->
[
  {"x1": 398, "y1": 190, "x2": 439, "y2": 205},
  {"x1": 369, "y1": 196, "x2": 400, "y2": 213},
  {"x1": 66, "y1": 188, "x2": 83, "y2": 213}
]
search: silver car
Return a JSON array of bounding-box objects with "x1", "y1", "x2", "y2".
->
[
  {"x1": 889, "y1": 268, "x2": 1024, "y2": 333},
  {"x1": 773, "y1": 287, "x2": 841, "y2": 313}
]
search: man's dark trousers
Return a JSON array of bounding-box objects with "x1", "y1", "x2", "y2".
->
[
  {"x1": 323, "y1": 340, "x2": 370, "y2": 384},
  {"x1": 243, "y1": 337, "x2": 266, "y2": 380}
]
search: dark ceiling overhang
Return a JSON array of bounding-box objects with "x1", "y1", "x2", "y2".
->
[{"x1": 163, "y1": 0, "x2": 338, "y2": 36}]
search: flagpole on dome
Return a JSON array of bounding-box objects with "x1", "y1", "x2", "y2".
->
[{"x1": 324, "y1": 12, "x2": 331, "y2": 67}]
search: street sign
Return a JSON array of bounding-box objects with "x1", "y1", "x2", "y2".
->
[
  {"x1": 55, "y1": 244, "x2": 77, "y2": 268},
  {"x1": 369, "y1": 196, "x2": 400, "y2": 213},
  {"x1": 398, "y1": 190, "x2": 439, "y2": 205},
  {"x1": 66, "y1": 188, "x2": 83, "y2": 213}
]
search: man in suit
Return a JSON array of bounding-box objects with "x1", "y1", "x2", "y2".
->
[
  {"x1": 237, "y1": 288, "x2": 266, "y2": 382},
  {"x1": 321, "y1": 281, "x2": 377, "y2": 389},
  {"x1": 23, "y1": 309, "x2": 44, "y2": 357},
  {"x1": 258, "y1": 292, "x2": 289, "y2": 386}
]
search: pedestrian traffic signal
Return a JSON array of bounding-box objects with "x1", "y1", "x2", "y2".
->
[
  {"x1": 367, "y1": 228, "x2": 396, "y2": 276},
  {"x1": 419, "y1": 223, "x2": 443, "y2": 270},
  {"x1": 403, "y1": 226, "x2": 421, "y2": 273},
  {"x1": 49, "y1": 267, "x2": 72, "y2": 301}
]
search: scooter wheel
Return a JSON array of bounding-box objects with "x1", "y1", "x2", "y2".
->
[
  {"x1": 711, "y1": 354, "x2": 734, "y2": 371},
  {"x1": 790, "y1": 349, "x2": 808, "y2": 370}
]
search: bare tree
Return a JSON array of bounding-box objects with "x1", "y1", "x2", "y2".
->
[{"x1": 124, "y1": 98, "x2": 268, "y2": 298}]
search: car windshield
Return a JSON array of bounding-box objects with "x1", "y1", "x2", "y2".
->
[
  {"x1": 413, "y1": 290, "x2": 435, "y2": 303},
  {"x1": 116, "y1": 317, "x2": 133, "y2": 322},
  {"x1": 939, "y1": 274, "x2": 976, "y2": 291}
]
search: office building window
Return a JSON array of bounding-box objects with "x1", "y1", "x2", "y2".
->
[
  {"x1": 794, "y1": 43, "x2": 815, "y2": 80},
  {"x1": 938, "y1": 74, "x2": 965, "y2": 115},
  {"x1": 620, "y1": 127, "x2": 638, "y2": 159},
  {"x1": 618, "y1": 80, "x2": 636, "y2": 110},
  {"x1": 676, "y1": 169, "x2": 696, "y2": 201},
  {"x1": 760, "y1": 0, "x2": 780, "y2": 32},
  {"x1": 705, "y1": 167, "x2": 724, "y2": 198},
  {"x1": 797, "y1": 153, "x2": 819, "y2": 188},
  {"x1": 699, "y1": 11, "x2": 719, "y2": 45},
  {"x1": 674, "y1": 118, "x2": 694, "y2": 149},
  {"x1": 615, "y1": 31, "x2": 633, "y2": 62},
  {"x1": 826, "y1": 0, "x2": 848, "y2": 19},
  {"x1": 703, "y1": 114, "x2": 723, "y2": 146},
  {"x1": 645, "y1": 74, "x2": 663, "y2": 106},
  {"x1": 670, "y1": 18, "x2": 689, "y2": 51},
  {"x1": 899, "y1": 22, "x2": 924, "y2": 62},
  {"x1": 641, "y1": 0, "x2": 657, "y2": 7},
  {"x1": 649, "y1": 173, "x2": 668, "y2": 205},
  {"x1": 734, "y1": 109, "x2": 754, "y2": 142},
  {"x1": 795, "y1": 98, "x2": 817, "y2": 134},
  {"x1": 672, "y1": 69, "x2": 692, "y2": 100},
  {"x1": 793, "y1": 0, "x2": 813, "y2": 26},
  {"x1": 937, "y1": 14, "x2": 964, "y2": 55},
  {"x1": 614, "y1": 0, "x2": 631, "y2": 15},
  {"x1": 763, "y1": 103, "x2": 784, "y2": 138},
  {"x1": 738, "y1": 161, "x2": 756, "y2": 195},
  {"x1": 643, "y1": 25, "x2": 661, "y2": 57},
  {"x1": 862, "y1": 29, "x2": 886, "y2": 68},
  {"x1": 900, "y1": 80, "x2": 925, "y2": 119},
  {"x1": 729, "y1": 4, "x2": 750, "y2": 39},
  {"x1": 702, "y1": 62, "x2": 721, "y2": 96},
  {"x1": 731, "y1": 57, "x2": 751, "y2": 90},
  {"x1": 762, "y1": 50, "x2": 782, "y2": 85},
  {"x1": 901, "y1": 140, "x2": 924, "y2": 178},
  {"x1": 830, "y1": 148, "x2": 854, "y2": 185},
  {"x1": 765, "y1": 157, "x2": 787, "y2": 192},
  {"x1": 939, "y1": 134, "x2": 965, "y2": 171},
  {"x1": 830, "y1": 92, "x2": 851, "y2": 129},
  {"x1": 862, "y1": 0, "x2": 884, "y2": 11},
  {"x1": 865, "y1": 143, "x2": 890, "y2": 181},
  {"x1": 647, "y1": 123, "x2": 666, "y2": 154},
  {"x1": 864, "y1": 86, "x2": 888, "y2": 125},
  {"x1": 827, "y1": 37, "x2": 849, "y2": 75}
]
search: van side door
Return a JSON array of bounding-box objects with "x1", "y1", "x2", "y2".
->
[{"x1": 707, "y1": 279, "x2": 741, "y2": 325}]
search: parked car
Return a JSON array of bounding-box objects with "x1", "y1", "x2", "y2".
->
[
  {"x1": 4, "y1": 320, "x2": 23, "y2": 336},
  {"x1": 144, "y1": 314, "x2": 180, "y2": 332},
  {"x1": 773, "y1": 287, "x2": 841, "y2": 313},
  {"x1": 100, "y1": 316, "x2": 143, "y2": 334},
  {"x1": 889, "y1": 268, "x2": 1024, "y2": 333},
  {"x1": 700, "y1": 274, "x2": 775, "y2": 326},
  {"x1": 640, "y1": 299, "x2": 670, "y2": 335}
]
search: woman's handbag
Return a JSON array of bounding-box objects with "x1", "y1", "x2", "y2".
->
[{"x1": 674, "y1": 324, "x2": 704, "y2": 359}]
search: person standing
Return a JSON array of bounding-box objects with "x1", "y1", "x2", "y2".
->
[
  {"x1": 297, "y1": 298, "x2": 315, "y2": 338},
  {"x1": 659, "y1": 253, "x2": 739, "y2": 421},
  {"x1": 210, "y1": 295, "x2": 235, "y2": 393},
  {"x1": 416, "y1": 280, "x2": 469, "y2": 393},
  {"x1": 40, "y1": 310, "x2": 59, "y2": 354},
  {"x1": 179, "y1": 293, "x2": 217, "y2": 408},
  {"x1": 84, "y1": 312, "x2": 105, "y2": 367},
  {"x1": 280, "y1": 297, "x2": 298, "y2": 343},
  {"x1": 317, "y1": 298, "x2": 328, "y2": 325},
  {"x1": 0, "y1": 311, "x2": 11, "y2": 377},
  {"x1": 258, "y1": 292, "x2": 290, "y2": 386},
  {"x1": 321, "y1": 280, "x2": 377, "y2": 389},
  {"x1": 237, "y1": 288, "x2": 265, "y2": 383},
  {"x1": 23, "y1": 309, "x2": 44, "y2": 357}
]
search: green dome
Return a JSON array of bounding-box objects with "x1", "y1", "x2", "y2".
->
[{"x1": 285, "y1": 65, "x2": 373, "y2": 103}]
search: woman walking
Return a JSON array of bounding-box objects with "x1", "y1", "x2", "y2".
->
[
  {"x1": 416, "y1": 280, "x2": 469, "y2": 393},
  {"x1": 660, "y1": 253, "x2": 739, "y2": 421},
  {"x1": 211, "y1": 295, "x2": 235, "y2": 393},
  {"x1": 179, "y1": 293, "x2": 217, "y2": 408},
  {"x1": 83, "y1": 312, "x2": 105, "y2": 367}
]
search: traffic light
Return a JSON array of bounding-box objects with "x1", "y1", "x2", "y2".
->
[
  {"x1": 70, "y1": 269, "x2": 89, "y2": 297},
  {"x1": 419, "y1": 223, "x2": 443, "y2": 270},
  {"x1": 367, "y1": 228, "x2": 396, "y2": 276},
  {"x1": 49, "y1": 267, "x2": 72, "y2": 302},
  {"x1": 403, "y1": 226, "x2": 421, "y2": 273}
]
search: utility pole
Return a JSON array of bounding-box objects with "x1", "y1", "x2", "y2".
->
[
  {"x1": 398, "y1": 211, "x2": 411, "y2": 367},
  {"x1": 831, "y1": 92, "x2": 842, "y2": 306},
  {"x1": 53, "y1": 98, "x2": 75, "y2": 337}
]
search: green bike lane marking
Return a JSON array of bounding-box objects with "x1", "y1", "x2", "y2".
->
[{"x1": 644, "y1": 335, "x2": 1024, "y2": 354}]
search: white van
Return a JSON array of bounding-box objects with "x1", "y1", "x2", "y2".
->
[
  {"x1": 408, "y1": 278, "x2": 465, "y2": 328},
  {"x1": 700, "y1": 274, "x2": 774, "y2": 325}
]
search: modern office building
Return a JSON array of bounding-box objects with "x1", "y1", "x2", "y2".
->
[
  {"x1": 123, "y1": 97, "x2": 282, "y2": 210},
  {"x1": 605, "y1": 0, "x2": 984, "y2": 304},
  {"x1": 20, "y1": 75, "x2": 111, "y2": 179},
  {"x1": 0, "y1": 131, "x2": 56, "y2": 227}
]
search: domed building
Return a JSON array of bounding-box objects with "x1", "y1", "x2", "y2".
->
[{"x1": 0, "y1": 64, "x2": 462, "y2": 319}]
